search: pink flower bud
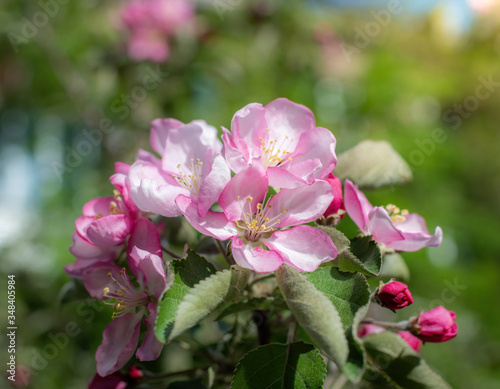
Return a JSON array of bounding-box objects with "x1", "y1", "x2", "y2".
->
[
  {"x1": 128, "y1": 366, "x2": 143, "y2": 380},
  {"x1": 411, "y1": 306, "x2": 458, "y2": 343},
  {"x1": 358, "y1": 324, "x2": 384, "y2": 338},
  {"x1": 317, "y1": 173, "x2": 345, "y2": 226},
  {"x1": 398, "y1": 331, "x2": 422, "y2": 352},
  {"x1": 378, "y1": 280, "x2": 413, "y2": 310}
]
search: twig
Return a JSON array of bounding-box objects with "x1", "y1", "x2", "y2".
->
[{"x1": 161, "y1": 244, "x2": 181, "y2": 259}]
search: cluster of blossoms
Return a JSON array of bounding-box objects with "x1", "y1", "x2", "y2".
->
[
  {"x1": 119, "y1": 0, "x2": 195, "y2": 62},
  {"x1": 65, "y1": 98, "x2": 455, "y2": 384}
]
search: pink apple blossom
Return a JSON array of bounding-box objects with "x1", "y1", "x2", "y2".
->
[
  {"x1": 344, "y1": 179, "x2": 443, "y2": 252},
  {"x1": 83, "y1": 218, "x2": 167, "y2": 376},
  {"x1": 129, "y1": 119, "x2": 230, "y2": 218},
  {"x1": 65, "y1": 163, "x2": 142, "y2": 278},
  {"x1": 397, "y1": 331, "x2": 422, "y2": 352},
  {"x1": 175, "y1": 162, "x2": 337, "y2": 273},
  {"x1": 120, "y1": 0, "x2": 194, "y2": 63},
  {"x1": 222, "y1": 98, "x2": 337, "y2": 189}
]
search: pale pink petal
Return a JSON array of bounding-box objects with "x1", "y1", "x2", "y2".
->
[
  {"x1": 231, "y1": 237, "x2": 283, "y2": 273},
  {"x1": 344, "y1": 179, "x2": 373, "y2": 232},
  {"x1": 162, "y1": 122, "x2": 219, "y2": 174},
  {"x1": 86, "y1": 214, "x2": 135, "y2": 247},
  {"x1": 129, "y1": 247, "x2": 167, "y2": 300},
  {"x1": 268, "y1": 180, "x2": 333, "y2": 228},
  {"x1": 219, "y1": 163, "x2": 268, "y2": 221},
  {"x1": 136, "y1": 149, "x2": 161, "y2": 166},
  {"x1": 394, "y1": 213, "x2": 429, "y2": 234},
  {"x1": 136, "y1": 303, "x2": 164, "y2": 361},
  {"x1": 221, "y1": 127, "x2": 249, "y2": 173},
  {"x1": 129, "y1": 160, "x2": 188, "y2": 217},
  {"x1": 175, "y1": 195, "x2": 237, "y2": 240},
  {"x1": 290, "y1": 127, "x2": 337, "y2": 179},
  {"x1": 110, "y1": 164, "x2": 139, "y2": 217},
  {"x1": 264, "y1": 226, "x2": 337, "y2": 272},
  {"x1": 286, "y1": 158, "x2": 322, "y2": 186},
  {"x1": 230, "y1": 103, "x2": 266, "y2": 158},
  {"x1": 197, "y1": 154, "x2": 231, "y2": 217},
  {"x1": 74, "y1": 216, "x2": 98, "y2": 243},
  {"x1": 386, "y1": 226, "x2": 443, "y2": 252},
  {"x1": 264, "y1": 98, "x2": 315, "y2": 142},
  {"x1": 266, "y1": 166, "x2": 309, "y2": 189},
  {"x1": 150, "y1": 118, "x2": 184, "y2": 155},
  {"x1": 368, "y1": 207, "x2": 405, "y2": 244},
  {"x1": 82, "y1": 197, "x2": 114, "y2": 217},
  {"x1": 96, "y1": 312, "x2": 142, "y2": 376}
]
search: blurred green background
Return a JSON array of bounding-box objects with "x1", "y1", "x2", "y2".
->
[{"x1": 1, "y1": 0, "x2": 499, "y2": 387}]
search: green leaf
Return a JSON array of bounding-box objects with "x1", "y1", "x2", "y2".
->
[
  {"x1": 334, "y1": 140, "x2": 413, "y2": 189},
  {"x1": 275, "y1": 265, "x2": 348, "y2": 366},
  {"x1": 155, "y1": 250, "x2": 217, "y2": 343},
  {"x1": 304, "y1": 267, "x2": 370, "y2": 331},
  {"x1": 334, "y1": 236, "x2": 383, "y2": 276},
  {"x1": 344, "y1": 298, "x2": 371, "y2": 383},
  {"x1": 304, "y1": 265, "x2": 371, "y2": 382},
  {"x1": 379, "y1": 253, "x2": 411, "y2": 282},
  {"x1": 167, "y1": 266, "x2": 251, "y2": 341},
  {"x1": 231, "y1": 342, "x2": 326, "y2": 389},
  {"x1": 363, "y1": 332, "x2": 452, "y2": 389},
  {"x1": 216, "y1": 297, "x2": 287, "y2": 320}
]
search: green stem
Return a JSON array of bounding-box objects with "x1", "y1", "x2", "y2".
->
[{"x1": 161, "y1": 244, "x2": 181, "y2": 259}]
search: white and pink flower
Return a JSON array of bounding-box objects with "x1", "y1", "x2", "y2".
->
[
  {"x1": 176, "y1": 162, "x2": 337, "y2": 273},
  {"x1": 344, "y1": 179, "x2": 443, "y2": 252},
  {"x1": 222, "y1": 98, "x2": 337, "y2": 189},
  {"x1": 129, "y1": 118, "x2": 231, "y2": 218}
]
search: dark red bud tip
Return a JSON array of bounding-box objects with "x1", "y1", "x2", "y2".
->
[{"x1": 128, "y1": 366, "x2": 143, "y2": 380}]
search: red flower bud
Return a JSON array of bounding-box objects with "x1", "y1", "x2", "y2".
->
[
  {"x1": 128, "y1": 365, "x2": 143, "y2": 380},
  {"x1": 411, "y1": 306, "x2": 458, "y2": 343},
  {"x1": 378, "y1": 280, "x2": 413, "y2": 310},
  {"x1": 398, "y1": 331, "x2": 422, "y2": 352}
]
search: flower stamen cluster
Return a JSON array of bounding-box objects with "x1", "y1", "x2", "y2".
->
[
  {"x1": 259, "y1": 130, "x2": 295, "y2": 168},
  {"x1": 172, "y1": 158, "x2": 204, "y2": 195},
  {"x1": 385, "y1": 203, "x2": 409, "y2": 223},
  {"x1": 103, "y1": 269, "x2": 150, "y2": 319}
]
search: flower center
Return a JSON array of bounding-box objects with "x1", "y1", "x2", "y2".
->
[
  {"x1": 259, "y1": 129, "x2": 295, "y2": 168},
  {"x1": 171, "y1": 158, "x2": 204, "y2": 196},
  {"x1": 385, "y1": 204, "x2": 409, "y2": 223},
  {"x1": 103, "y1": 268, "x2": 150, "y2": 319},
  {"x1": 235, "y1": 195, "x2": 288, "y2": 242}
]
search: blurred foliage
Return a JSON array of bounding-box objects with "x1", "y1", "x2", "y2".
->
[{"x1": 0, "y1": 0, "x2": 499, "y2": 388}]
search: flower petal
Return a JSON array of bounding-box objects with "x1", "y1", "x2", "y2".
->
[
  {"x1": 136, "y1": 302, "x2": 164, "y2": 361},
  {"x1": 368, "y1": 207, "x2": 405, "y2": 244},
  {"x1": 150, "y1": 118, "x2": 184, "y2": 155},
  {"x1": 264, "y1": 225, "x2": 337, "y2": 272},
  {"x1": 175, "y1": 195, "x2": 237, "y2": 240},
  {"x1": 264, "y1": 98, "x2": 315, "y2": 141},
  {"x1": 129, "y1": 160, "x2": 188, "y2": 217},
  {"x1": 197, "y1": 154, "x2": 231, "y2": 217},
  {"x1": 231, "y1": 237, "x2": 283, "y2": 273},
  {"x1": 86, "y1": 214, "x2": 135, "y2": 247},
  {"x1": 83, "y1": 262, "x2": 126, "y2": 299},
  {"x1": 230, "y1": 103, "x2": 266, "y2": 159},
  {"x1": 386, "y1": 226, "x2": 443, "y2": 252},
  {"x1": 128, "y1": 247, "x2": 167, "y2": 300},
  {"x1": 219, "y1": 162, "x2": 268, "y2": 221},
  {"x1": 96, "y1": 312, "x2": 142, "y2": 376},
  {"x1": 268, "y1": 180, "x2": 333, "y2": 228},
  {"x1": 266, "y1": 166, "x2": 309, "y2": 189},
  {"x1": 290, "y1": 126, "x2": 337, "y2": 179},
  {"x1": 344, "y1": 179, "x2": 372, "y2": 232},
  {"x1": 127, "y1": 217, "x2": 162, "y2": 258},
  {"x1": 69, "y1": 229, "x2": 119, "y2": 260},
  {"x1": 221, "y1": 126, "x2": 249, "y2": 173},
  {"x1": 82, "y1": 197, "x2": 115, "y2": 217}
]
